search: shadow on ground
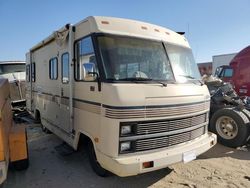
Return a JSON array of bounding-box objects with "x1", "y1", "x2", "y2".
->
[
  {"x1": 3, "y1": 125, "x2": 173, "y2": 188},
  {"x1": 198, "y1": 142, "x2": 250, "y2": 161}
]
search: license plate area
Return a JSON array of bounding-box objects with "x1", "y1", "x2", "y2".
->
[{"x1": 183, "y1": 150, "x2": 196, "y2": 163}]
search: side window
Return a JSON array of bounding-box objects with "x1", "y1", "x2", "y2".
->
[
  {"x1": 26, "y1": 65, "x2": 30, "y2": 82},
  {"x1": 31, "y1": 62, "x2": 36, "y2": 82},
  {"x1": 49, "y1": 57, "x2": 58, "y2": 80},
  {"x1": 223, "y1": 68, "x2": 233, "y2": 77},
  {"x1": 61, "y1": 53, "x2": 69, "y2": 83},
  {"x1": 75, "y1": 36, "x2": 97, "y2": 80}
]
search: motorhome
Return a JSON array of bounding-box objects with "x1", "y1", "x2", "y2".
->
[{"x1": 26, "y1": 16, "x2": 216, "y2": 177}]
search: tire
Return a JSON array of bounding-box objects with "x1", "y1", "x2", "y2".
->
[
  {"x1": 210, "y1": 108, "x2": 250, "y2": 148},
  {"x1": 242, "y1": 109, "x2": 250, "y2": 120},
  {"x1": 34, "y1": 110, "x2": 41, "y2": 124},
  {"x1": 87, "y1": 141, "x2": 108, "y2": 177},
  {"x1": 41, "y1": 124, "x2": 51, "y2": 134}
]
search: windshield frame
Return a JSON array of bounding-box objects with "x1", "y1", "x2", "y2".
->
[
  {"x1": 0, "y1": 63, "x2": 26, "y2": 75},
  {"x1": 94, "y1": 33, "x2": 177, "y2": 83},
  {"x1": 164, "y1": 43, "x2": 201, "y2": 82}
]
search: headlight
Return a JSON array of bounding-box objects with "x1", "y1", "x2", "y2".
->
[
  {"x1": 121, "y1": 125, "x2": 132, "y2": 135},
  {"x1": 120, "y1": 142, "x2": 131, "y2": 153}
]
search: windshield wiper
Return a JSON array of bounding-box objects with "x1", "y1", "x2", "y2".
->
[
  {"x1": 178, "y1": 75, "x2": 195, "y2": 79},
  {"x1": 154, "y1": 81, "x2": 167, "y2": 87},
  {"x1": 119, "y1": 77, "x2": 153, "y2": 81},
  {"x1": 108, "y1": 77, "x2": 167, "y2": 87},
  {"x1": 119, "y1": 78, "x2": 168, "y2": 87},
  {"x1": 178, "y1": 75, "x2": 204, "y2": 86}
]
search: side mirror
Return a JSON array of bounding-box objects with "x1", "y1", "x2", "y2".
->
[{"x1": 82, "y1": 63, "x2": 96, "y2": 81}]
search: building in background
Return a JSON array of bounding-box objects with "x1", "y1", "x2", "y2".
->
[
  {"x1": 198, "y1": 53, "x2": 237, "y2": 76},
  {"x1": 212, "y1": 53, "x2": 237, "y2": 75},
  {"x1": 197, "y1": 62, "x2": 212, "y2": 76}
]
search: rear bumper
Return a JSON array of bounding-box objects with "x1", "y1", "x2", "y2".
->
[
  {"x1": 97, "y1": 132, "x2": 217, "y2": 177},
  {"x1": 0, "y1": 161, "x2": 8, "y2": 185}
]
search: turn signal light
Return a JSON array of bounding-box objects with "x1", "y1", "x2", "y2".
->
[
  {"x1": 101, "y1": 21, "x2": 109, "y2": 25},
  {"x1": 143, "y1": 161, "x2": 154, "y2": 169}
]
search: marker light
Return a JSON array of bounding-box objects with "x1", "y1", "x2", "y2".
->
[{"x1": 101, "y1": 21, "x2": 109, "y2": 25}]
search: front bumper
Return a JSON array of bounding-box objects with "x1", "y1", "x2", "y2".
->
[{"x1": 96, "y1": 132, "x2": 217, "y2": 177}]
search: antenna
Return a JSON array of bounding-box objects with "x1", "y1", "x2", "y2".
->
[{"x1": 187, "y1": 23, "x2": 190, "y2": 40}]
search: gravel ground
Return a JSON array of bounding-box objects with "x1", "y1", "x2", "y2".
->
[{"x1": 2, "y1": 124, "x2": 250, "y2": 188}]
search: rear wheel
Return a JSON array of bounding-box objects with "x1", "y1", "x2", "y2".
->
[
  {"x1": 210, "y1": 108, "x2": 249, "y2": 147},
  {"x1": 87, "y1": 141, "x2": 108, "y2": 177},
  {"x1": 41, "y1": 123, "x2": 51, "y2": 134}
]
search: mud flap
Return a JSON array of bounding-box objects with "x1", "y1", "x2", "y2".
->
[{"x1": 9, "y1": 124, "x2": 29, "y2": 170}]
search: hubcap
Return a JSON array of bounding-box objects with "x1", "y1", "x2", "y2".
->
[{"x1": 216, "y1": 116, "x2": 238, "y2": 139}]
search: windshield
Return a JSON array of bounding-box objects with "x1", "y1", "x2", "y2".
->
[
  {"x1": 0, "y1": 64, "x2": 25, "y2": 75},
  {"x1": 97, "y1": 36, "x2": 174, "y2": 81},
  {"x1": 166, "y1": 45, "x2": 201, "y2": 82},
  {"x1": 214, "y1": 67, "x2": 233, "y2": 78}
]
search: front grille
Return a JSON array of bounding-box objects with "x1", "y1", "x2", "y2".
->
[
  {"x1": 135, "y1": 126, "x2": 205, "y2": 152},
  {"x1": 105, "y1": 101, "x2": 210, "y2": 119},
  {"x1": 136, "y1": 114, "x2": 206, "y2": 135}
]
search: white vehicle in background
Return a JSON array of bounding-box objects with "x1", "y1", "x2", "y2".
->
[
  {"x1": 0, "y1": 61, "x2": 26, "y2": 107},
  {"x1": 26, "y1": 16, "x2": 216, "y2": 177}
]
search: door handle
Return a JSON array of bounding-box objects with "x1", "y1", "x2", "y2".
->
[{"x1": 61, "y1": 88, "x2": 64, "y2": 97}]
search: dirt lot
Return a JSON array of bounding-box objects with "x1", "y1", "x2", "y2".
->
[{"x1": 2, "y1": 124, "x2": 250, "y2": 188}]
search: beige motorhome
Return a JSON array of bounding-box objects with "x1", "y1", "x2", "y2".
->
[{"x1": 26, "y1": 16, "x2": 217, "y2": 177}]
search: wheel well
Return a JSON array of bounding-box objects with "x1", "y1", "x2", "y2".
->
[
  {"x1": 77, "y1": 133, "x2": 92, "y2": 151},
  {"x1": 35, "y1": 109, "x2": 41, "y2": 123}
]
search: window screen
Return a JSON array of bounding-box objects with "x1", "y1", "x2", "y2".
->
[
  {"x1": 62, "y1": 53, "x2": 69, "y2": 83},
  {"x1": 26, "y1": 65, "x2": 30, "y2": 82},
  {"x1": 49, "y1": 58, "x2": 58, "y2": 80},
  {"x1": 31, "y1": 63, "x2": 36, "y2": 82}
]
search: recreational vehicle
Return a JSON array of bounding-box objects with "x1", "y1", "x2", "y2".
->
[{"x1": 26, "y1": 16, "x2": 216, "y2": 177}]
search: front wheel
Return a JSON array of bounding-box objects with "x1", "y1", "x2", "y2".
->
[
  {"x1": 87, "y1": 141, "x2": 108, "y2": 177},
  {"x1": 210, "y1": 108, "x2": 250, "y2": 148},
  {"x1": 41, "y1": 123, "x2": 51, "y2": 134}
]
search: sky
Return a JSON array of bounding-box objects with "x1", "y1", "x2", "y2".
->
[{"x1": 0, "y1": 0, "x2": 250, "y2": 63}]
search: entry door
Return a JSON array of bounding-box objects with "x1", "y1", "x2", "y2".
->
[{"x1": 59, "y1": 52, "x2": 71, "y2": 133}]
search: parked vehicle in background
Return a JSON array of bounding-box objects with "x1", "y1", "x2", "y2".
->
[
  {"x1": 26, "y1": 16, "x2": 216, "y2": 177},
  {"x1": 0, "y1": 61, "x2": 26, "y2": 107},
  {"x1": 203, "y1": 75, "x2": 250, "y2": 148},
  {"x1": 215, "y1": 46, "x2": 250, "y2": 97},
  {"x1": 212, "y1": 53, "x2": 236, "y2": 75},
  {"x1": 0, "y1": 78, "x2": 29, "y2": 185}
]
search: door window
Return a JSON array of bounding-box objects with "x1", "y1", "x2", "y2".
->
[
  {"x1": 49, "y1": 57, "x2": 58, "y2": 80},
  {"x1": 61, "y1": 53, "x2": 69, "y2": 83}
]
